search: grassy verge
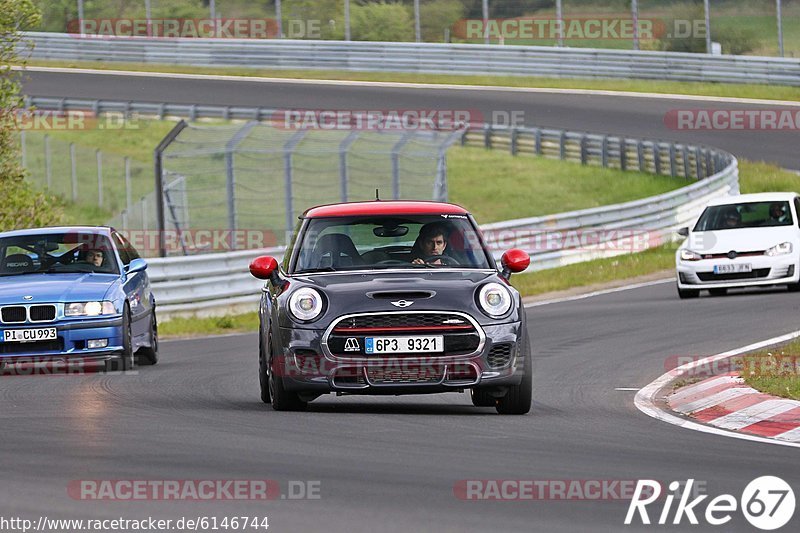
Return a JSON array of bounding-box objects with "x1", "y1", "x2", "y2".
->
[
  {"x1": 160, "y1": 313, "x2": 259, "y2": 338},
  {"x1": 739, "y1": 339, "x2": 800, "y2": 401},
  {"x1": 21, "y1": 59, "x2": 800, "y2": 102}
]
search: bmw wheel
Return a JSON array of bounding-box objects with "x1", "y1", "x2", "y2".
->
[
  {"x1": 105, "y1": 306, "x2": 133, "y2": 372},
  {"x1": 136, "y1": 312, "x2": 159, "y2": 365}
]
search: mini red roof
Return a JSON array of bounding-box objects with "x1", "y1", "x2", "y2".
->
[{"x1": 303, "y1": 201, "x2": 470, "y2": 218}]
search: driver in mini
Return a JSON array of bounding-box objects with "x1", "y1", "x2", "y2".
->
[{"x1": 411, "y1": 223, "x2": 449, "y2": 265}]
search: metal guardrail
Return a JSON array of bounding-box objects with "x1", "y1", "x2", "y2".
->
[
  {"x1": 21, "y1": 32, "x2": 800, "y2": 86},
  {"x1": 142, "y1": 125, "x2": 737, "y2": 318}
]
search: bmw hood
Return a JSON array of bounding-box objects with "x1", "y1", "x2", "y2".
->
[
  {"x1": 0, "y1": 273, "x2": 117, "y2": 306},
  {"x1": 285, "y1": 270, "x2": 518, "y2": 327},
  {"x1": 685, "y1": 227, "x2": 800, "y2": 255}
]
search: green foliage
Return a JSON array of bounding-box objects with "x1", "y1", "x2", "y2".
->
[
  {"x1": 420, "y1": 0, "x2": 466, "y2": 42},
  {"x1": 715, "y1": 26, "x2": 759, "y2": 55},
  {"x1": 351, "y1": 1, "x2": 413, "y2": 42},
  {"x1": 1, "y1": 0, "x2": 62, "y2": 231}
]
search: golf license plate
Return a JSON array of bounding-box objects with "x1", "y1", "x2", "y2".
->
[
  {"x1": 713, "y1": 264, "x2": 752, "y2": 274},
  {"x1": 365, "y1": 336, "x2": 444, "y2": 354},
  {"x1": 2, "y1": 328, "x2": 57, "y2": 343}
]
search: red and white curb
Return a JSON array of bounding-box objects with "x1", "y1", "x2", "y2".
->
[
  {"x1": 668, "y1": 373, "x2": 800, "y2": 443},
  {"x1": 635, "y1": 329, "x2": 800, "y2": 448}
]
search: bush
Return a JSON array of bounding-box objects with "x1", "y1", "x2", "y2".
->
[
  {"x1": 421, "y1": 0, "x2": 466, "y2": 42},
  {"x1": 716, "y1": 26, "x2": 759, "y2": 55},
  {"x1": 351, "y1": 1, "x2": 413, "y2": 42},
  {"x1": 1, "y1": 0, "x2": 62, "y2": 231}
]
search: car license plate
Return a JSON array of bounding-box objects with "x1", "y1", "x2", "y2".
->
[
  {"x1": 713, "y1": 264, "x2": 752, "y2": 274},
  {"x1": 365, "y1": 336, "x2": 444, "y2": 354},
  {"x1": 1, "y1": 328, "x2": 57, "y2": 343}
]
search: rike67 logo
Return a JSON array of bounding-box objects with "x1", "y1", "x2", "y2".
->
[{"x1": 625, "y1": 477, "x2": 795, "y2": 530}]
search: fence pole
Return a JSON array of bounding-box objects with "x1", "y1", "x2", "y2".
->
[
  {"x1": 620, "y1": 138, "x2": 627, "y2": 170},
  {"x1": 125, "y1": 157, "x2": 132, "y2": 214},
  {"x1": 510, "y1": 128, "x2": 518, "y2": 155},
  {"x1": 275, "y1": 0, "x2": 282, "y2": 38},
  {"x1": 390, "y1": 132, "x2": 413, "y2": 200},
  {"x1": 777, "y1": 0, "x2": 784, "y2": 57},
  {"x1": 631, "y1": 0, "x2": 639, "y2": 50},
  {"x1": 556, "y1": 0, "x2": 564, "y2": 47},
  {"x1": 70, "y1": 143, "x2": 78, "y2": 201},
  {"x1": 44, "y1": 134, "x2": 51, "y2": 189},
  {"x1": 704, "y1": 0, "x2": 712, "y2": 54},
  {"x1": 154, "y1": 120, "x2": 188, "y2": 257},
  {"x1": 414, "y1": 0, "x2": 421, "y2": 42},
  {"x1": 482, "y1": 0, "x2": 489, "y2": 44},
  {"x1": 96, "y1": 149, "x2": 103, "y2": 207},
  {"x1": 339, "y1": 130, "x2": 359, "y2": 203},
  {"x1": 344, "y1": 0, "x2": 351, "y2": 41}
]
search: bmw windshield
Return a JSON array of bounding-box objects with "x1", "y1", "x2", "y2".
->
[
  {"x1": 292, "y1": 215, "x2": 493, "y2": 273},
  {"x1": 0, "y1": 233, "x2": 119, "y2": 276}
]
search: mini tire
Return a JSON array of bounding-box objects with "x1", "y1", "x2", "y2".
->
[
  {"x1": 269, "y1": 353, "x2": 307, "y2": 411},
  {"x1": 470, "y1": 388, "x2": 497, "y2": 407},
  {"x1": 259, "y1": 334, "x2": 271, "y2": 404},
  {"x1": 496, "y1": 336, "x2": 532, "y2": 415}
]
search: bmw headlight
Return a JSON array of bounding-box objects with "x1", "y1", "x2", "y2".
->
[
  {"x1": 765, "y1": 242, "x2": 793, "y2": 257},
  {"x1": 680, "y1": 249, "x2": 703, "y2": 261},
  {"x1": 65, "y1": 301, "x2": 116, "y2": 317},
  {"x1": 288, "y1": 288, "x2": 324, "y2": 322},
  {"x1": 478, "y1": 283, "x2": 512, "y2": 318}
]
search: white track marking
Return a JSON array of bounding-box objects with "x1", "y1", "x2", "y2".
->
[
  {"x1": 635, "y1": 329, "x2": 800, "y2": 448},
  {"x1": 524, "y1": 278, "x2": 673, "y2": 308},
  {"x1": 14, "y1": 65, "x2": 800, "y2": 107},
  {"x1": 711, "y1": 400, "x2": 800, "y2": 431},
  {"x1": 673, "y1": 387, "x2": 757, "y2": 415}
]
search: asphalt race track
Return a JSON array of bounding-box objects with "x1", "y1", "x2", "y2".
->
[{"x1": 4, "y1": 70, "x2": 799, "y2": 531}]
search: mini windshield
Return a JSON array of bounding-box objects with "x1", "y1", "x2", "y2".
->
[
  {"x1": 292, "y1": 215, "x2": 492, "y2": 273},
  {"x1": 0, "y1": 233, "x2": 119, "y2": 276},
  {"x1": 694, "y1": 201, "x2": 794, "y2": 232}
]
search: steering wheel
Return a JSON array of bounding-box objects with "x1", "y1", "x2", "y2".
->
[
  {"x1": 376, "y1": 259, "x2": 409, "y2": 265},
  {"x1": 423, "y1": 254, "x2": 459, "y2": 266}
]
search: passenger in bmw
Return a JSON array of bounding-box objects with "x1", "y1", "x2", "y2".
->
[{"x1": 411, "y1": 223, "x2": 451, "y2": 265}]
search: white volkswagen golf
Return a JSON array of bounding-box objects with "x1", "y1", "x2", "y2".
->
[{"x1": 676, "y1": 192, "x2": 800, "y2": 298}]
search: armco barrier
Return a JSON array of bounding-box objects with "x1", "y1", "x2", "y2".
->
[
  {"x1": 20, "y1": 32, "x2": 800, "y2": 87},
  {"x1": 142, "y1": 124, "x2": 737, "y2": 319}
]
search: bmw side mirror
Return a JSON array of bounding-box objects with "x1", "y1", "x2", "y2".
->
[
  {"x1": 500, "y1": 249, "x2": 530, "y2": 279},
  {"x1": 677, "y1": 227, "x2": 690, "y2": 238},
  {"x1": 250, "y1": 256, "x2": 282, "y2": 285},
  {"x1": 126, "y1": 258, "x2": 148, "y2": 274}
]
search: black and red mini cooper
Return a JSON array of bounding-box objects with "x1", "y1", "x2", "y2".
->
[{"x1": 249, "y1": 201, "x2": 532, "y2": 414}]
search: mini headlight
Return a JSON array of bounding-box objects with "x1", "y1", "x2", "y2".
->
[
  {"x1": 288, "y1": 288, "x2": 324, "y2": 322},
  {"x1": 680, "y1": 249, "x2": 703, "y2": 261},
  {"x1": 65, "y1": 301, "x2": 116, "y2": 317},
  {"x1": 765, "y1": 242, "x2": 793, "y2": 257},
  {"x1": 478, "y1": 283, "x2": 512, "y2": 318}
]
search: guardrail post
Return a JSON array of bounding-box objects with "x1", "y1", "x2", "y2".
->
[
  {"x1": 694, "y1": 147, "x2": 703, "y2": 179},
  {"x1": 559, "y1": 131, "x2": 566, "y2": 160},
  {"x1": 70, "y1": 143, "x2": 78, "y2": 201},
  {"x1": 682, "y1": 146, "x2": 690, "y2": 179},
  {"x1": 601, "y1": 135, "x2": 609, "y2": 167},
  {"x1": 189, "y1": 105, "x2": 197, "y2": 121},
  {"x1": 653, "y1": 143, "x2": 662, "y2": 175},
  {"x1": 96, "y1": 149, "x2": 103, "y2": 207},
  {"x1": 669, "y1": 144, "x2": 677, "y2": 177},
  {"x1": 44, "y1": 134, "x2": 51, "y2": 189},
  {"x1": 125, "y1": 157, "x2": 132, "y2": 215},
  {"x1": 141, "y1": 197, "x2": 148, "y2": 231},
  {"x1": 510, "y1": 128, "x2": 518, "y2": 156},
  {"x1": 619, "y1": 138, "x2": 627, "y2": 170},
  {"x1": 637, "y1": 141, "x2": 645, "y2": 171},
  {"x1": 534, "y1": 128, "x2": 542, "y2": 155},
  {"x1": 706, "y1": 150, "x2": 714, "y2": 175},
  {"x1": 484, "y1": 124, "x2": 492, "y2": 149},
  {"x1": 580, "y1": 135, "x2": 588, "y2": 164}
]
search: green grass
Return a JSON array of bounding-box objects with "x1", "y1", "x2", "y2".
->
[
  {"x1": 160, "y1": 312, "x2": 260, "y2": 338},
  {"x1": 740, "y1": 339, "x2": 800, "y2": 401},
  {"x1": 448, "y1": 146, "x2": 683, "y2": 222},
  {"x1": 21, "y1": 59, "x2": 800, "y2": 102}
]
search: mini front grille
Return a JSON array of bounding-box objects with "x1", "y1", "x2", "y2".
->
[
  {"x1": 0, "y1": 338, "x2": 63, "y2": 355},
  {"x1": 1, "y1": 306, "x2": 26, "y2": 323},
  {"x1": 697, "y1": 268, "x2": 770, "y2": 282},
  {"x1": 29, "y1": 305, "x2": 56, "y2": 322},
  {"x1": 367, "y1": 365, "x2": 444, "y2": 384},
  {"x1": 334, "y1": 313, "x2": 472, "y2": 331},
  {"x1": 487, "y1": 343, "x2": 513, "y2": 369}
]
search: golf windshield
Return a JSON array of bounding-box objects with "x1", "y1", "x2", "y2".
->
[
  {"x1": 293, "y1": 215, "x2": 493, "y2": 273},
  {"x1": 694, "y1": 201, "x2": 794, "y2": 231},
  {"x1": 0, "y1": 233, "x2": 118, "y2": 276}
]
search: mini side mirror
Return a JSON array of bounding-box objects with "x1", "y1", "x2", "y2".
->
[
  {"x1": 250, "y1": 256, "x2": 279, "y2": 281},
  {"x1": 501, "y1": 249, "x2": 530, "y2": 278}
]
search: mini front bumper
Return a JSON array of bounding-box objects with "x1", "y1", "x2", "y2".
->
[
  {"x1": 275, "y1": 322, "x2": 525, "y2": 395},
  {"x1": 0, "y1": 316, "x2": 124, "y2": 363},
  {"x1": 676, "y1": 254, "x2": 799, "y2": 290}
]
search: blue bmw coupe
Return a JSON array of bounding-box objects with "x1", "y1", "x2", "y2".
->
[{"x1": 0, "y1": 226, "x2": 157, "y2": 371}]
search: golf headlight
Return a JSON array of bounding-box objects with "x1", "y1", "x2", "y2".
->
[
  {"x1": 65, "y1": 301, "x2": 116, "y2": 317},
  {"x1": 288, "y1": 288, "x2": 324, "y2": 322},
  {"x1": 680, "y1": 249, "x2": 703, "y2": 261},
  {"x1": 765, "y1": 242, "x2": 793, "y2": 257},
  {"x1": 478, "y1": 283, "x2": 512, "y2": 318}
]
